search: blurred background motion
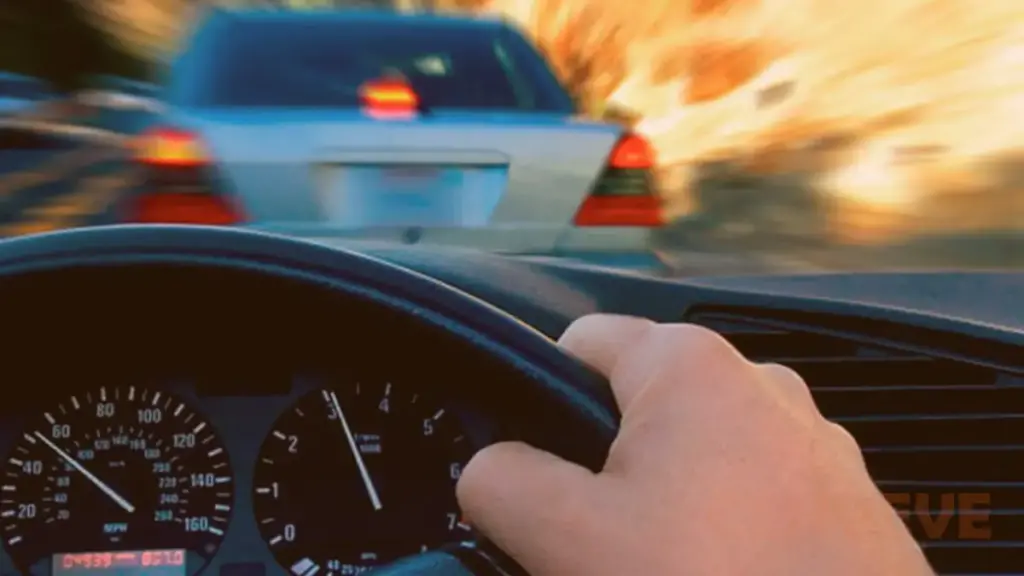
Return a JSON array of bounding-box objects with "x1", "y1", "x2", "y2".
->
[{"x1": 0, "y1": 0, "x2": 1020, "y2": 275}]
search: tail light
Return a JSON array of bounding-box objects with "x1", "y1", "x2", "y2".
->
[
  {"x1": 136, "y1": 127, "x2": 209, "y2": 167},
  {"x1": 128, "y1": 127, "x2": 245, "y2": 225},
  {"x1": 573, "y1": 133, "x2": 664, "y2": 227},
  {"x1": 359, "y1": 77, "x2": 419, "y2": 120},
  {"x1": 129, "y1": 193, "x2": 243, "y2": 225}
]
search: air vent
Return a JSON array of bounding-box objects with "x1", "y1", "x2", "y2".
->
[{"x1": 686, "y1": 307, "x2": 1024, "y2": 576}]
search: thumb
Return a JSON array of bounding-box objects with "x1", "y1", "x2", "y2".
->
[{"x1": 456, "y1": 441, "x2": 603, "y2": 574}]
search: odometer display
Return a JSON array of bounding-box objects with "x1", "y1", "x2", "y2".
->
[
  {"x1": 0, "y1": 386, "x2": 234, "y2": 575},
  {"x1": 253, "y1": 382, "x2": 473, "y2": 575},
  {"x1": 54, "y1": 548, "x2": 186, "y2": 576}
]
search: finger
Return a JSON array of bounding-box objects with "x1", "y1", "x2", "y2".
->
[
  {"x1": 456, "y1": 441, "x2": 602, "y2": 575},
  {"x1": 604, "y1": 322, "x2": 756, "y2": 412},
  {"x1": 758, "y1": 362, "x2": 817, "y2": 412},
  {"x1": 558, "y1": 314, "x2": 655, "y2": 409},
  {"x1": 827, "y1": 420, "x2": 867, "y2": 463}
]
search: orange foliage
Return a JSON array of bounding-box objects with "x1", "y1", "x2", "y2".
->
[{"x1": 475, "y1": 0, "x2": 1024, "y2": 240}]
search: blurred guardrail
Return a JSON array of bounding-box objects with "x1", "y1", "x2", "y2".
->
[
  {"x1": 74, "y1": 89, "x2": 163, "y2": 136},
  {"x1": 0, "y1": 99, "x2": 129, "y2": 148},
  {"x1": 0, "y1": 116, "x2": 127, "y2": 145}
]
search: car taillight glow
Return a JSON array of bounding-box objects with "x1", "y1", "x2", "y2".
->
[
  {"x1": 129, "y1": 126, "x2": 244, "y2": 225},
  {"x1": 135, "y1": 127, "x2": 209, "y2": 167},
  {"x1": 608, "y1": 133, "x2": 655, "y2": 170},
  {"x1": 359, "y1": 78, "x2": 419, "y2": 119},
  {"x1": 573, "y1": 195, "x2": 664, "y2": 227},
  {"x1": 573, "y1": 133, "x2": 664, "y2": 227},
  {"x1": 127, "y1": 193, "x2": 244, "y2": 225}
]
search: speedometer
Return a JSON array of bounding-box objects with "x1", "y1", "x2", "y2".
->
[
  {"x1": 252, "y1": 382, "x2": 474, "y2": 575},
  {"x1": 0, "y1": 386, "x2": 234, "y2": 575}
]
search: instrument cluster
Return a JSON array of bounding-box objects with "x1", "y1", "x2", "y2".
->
[{"x1": 0, "y1": 376, "x2": 493, "y2": 576}]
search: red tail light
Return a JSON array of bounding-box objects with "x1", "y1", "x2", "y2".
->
[
  {"x1": 135, "y1": 127, "x2": 210, "y2": 167},
  {"x1": 128, "y1": 127, "x2": 245, "y2": 225},
  {"x1": 574, "y1": 133, "x2": 664, "y2": 227},
  {"x1": 359, "y1": 78, "x2": 419, "y2": 119},
  {"x1": 128, "y1": 193, "x2": 243, "y2": 225},
  {"x1": 608, "y1": 133, "x2": 655, "y2": 170},
  {"x1": 573, "y1": 195, "x2": 664, "y2": 227}
]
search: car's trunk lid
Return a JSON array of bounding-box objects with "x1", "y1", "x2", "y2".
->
[{"x1": 183, "y1": 109, "x2": 623, "y2": 242}]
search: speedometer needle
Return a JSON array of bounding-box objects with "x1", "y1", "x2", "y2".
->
[
  {"x1": 328, "y1": 392, "x2": 383, "y2": 511},
  {"x1": 34, "y1": 431, "x2": 136, "y2": 513}
]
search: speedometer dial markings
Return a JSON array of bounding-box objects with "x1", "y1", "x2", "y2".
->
[
  {"x1": 253, "y1": 382, "x2": 474, "y2": 574},
  {"x1": 0, "y1": 386, "x2": 234, "y2": 576}
]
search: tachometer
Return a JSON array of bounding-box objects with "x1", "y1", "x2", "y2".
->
[
  {"x1": 252, "y1": 382, "x2": 474, "y2": 575},
  {"x1": 1, "y1": 386, "x2": 234, "y2": 575}
]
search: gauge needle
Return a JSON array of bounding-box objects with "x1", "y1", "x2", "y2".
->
[
  {"x1": 33, "y1": 431, "x2": 136, "y2": 513},
  {"x1": 328, "y1": 391, "x2": 383, "y2": 511}
]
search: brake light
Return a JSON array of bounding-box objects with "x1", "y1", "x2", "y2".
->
[
  {"x1": 359, "y1": 78, "x2": 419, "y2": 119},
  {"x1": 608, "y1": 133, "x2": 655, "y2": 169},
  {"x1": 573, "y1": 133, "x2": 663, "y2": 227},
  {"x1": 129, "y1": 126, "x2": 244, "y2": 225},
  {"x1": 127, "y1": 193, "x2": 244, "y2": 225},
  {"x1": 573, "y1": 195, "x2": 663, "y2": 227},
  {"x1": 136, "y1": 127, "x2": 209, "y2": 167}
]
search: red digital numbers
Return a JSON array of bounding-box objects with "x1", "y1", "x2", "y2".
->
[
  {"x1": 58, "y1": 550, "x2": 184, "y2": 571},
  {"x1": 60, "y1": 553, "x2": 112, "y2": 569},
  {"x1": 141, "y1": 550, "x2": 184, "y2": 567}
]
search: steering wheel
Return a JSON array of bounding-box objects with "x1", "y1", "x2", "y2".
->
[{"x1": 0, "y1": 225, "x2": 620, "y2": 576}]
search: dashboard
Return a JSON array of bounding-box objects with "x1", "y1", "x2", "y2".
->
[
  {"x1": 0, "y1": 380, "x2": 489, "y2": 576},
  {"x1": 0, "y1": 229, "x2": 1021, "y2": 576},
  {"x1": 0, "y1": 261, "x2": 526, "y2": 576}
]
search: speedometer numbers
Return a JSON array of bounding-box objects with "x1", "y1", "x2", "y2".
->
[
  {"x1": 253, "y1": 382, "x2": 474, "y2": 575},
  {"x1": 0, "y1": 386, "x2": 234, "y2": 576}
]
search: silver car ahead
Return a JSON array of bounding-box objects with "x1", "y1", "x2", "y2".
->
[{"x1": 129, "y1": 9, "x2": 669, "y2": 272}]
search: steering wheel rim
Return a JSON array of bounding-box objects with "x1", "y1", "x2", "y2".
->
[{"x1": 0, "y1": 224, "x2": 619, "y2": 575}]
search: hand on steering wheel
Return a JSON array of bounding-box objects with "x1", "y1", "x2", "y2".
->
[{"x1": 457, "y1": 315, "x2": 935, "y2": 576}]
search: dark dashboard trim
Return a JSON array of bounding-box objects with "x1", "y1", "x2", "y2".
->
[
  {"x1": 676, "y1": 288, "x2": 1024, "y2": 367},
  {"x1": 500, "y1": 263, "x2": 1024, "y2": 346},
  {"x1": 684, "y1": 304, "x2": 1024, "y2": 374},
  {"x1": 349, "y1": 243, "x2": 1024, "y2": 344}
]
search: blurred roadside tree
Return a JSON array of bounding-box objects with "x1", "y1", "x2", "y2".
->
[{"x1": 0, "y1": 0, "x2": 150, "y2": 92}]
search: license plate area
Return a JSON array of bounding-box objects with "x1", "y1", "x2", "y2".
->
[
  {"x1": 319, "y1": 163, "x2": 508, "y2": 228},
  {"x1": 379, "y1": 166, "x2": 444, "y2": 187}
]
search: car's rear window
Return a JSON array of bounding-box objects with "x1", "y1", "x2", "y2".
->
[{"x1": 198, "y1": 18, "x2": 574, "y2": 113}]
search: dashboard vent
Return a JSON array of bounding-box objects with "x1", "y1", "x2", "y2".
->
[{"x1": 685, "y1": 307, "x2": 1024, "y2": 576}]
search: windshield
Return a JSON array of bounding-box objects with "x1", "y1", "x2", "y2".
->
[{"x1": 1, "y1": 4, "x2": 1020, "y2": 277}]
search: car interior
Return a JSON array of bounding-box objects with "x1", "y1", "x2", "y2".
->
[{"x1": 0, "y1": 225, "x2": 1020, "y2": 576}]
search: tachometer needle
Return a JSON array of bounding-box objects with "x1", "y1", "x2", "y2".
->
[
  {"x1": 33, "y1": 431, "x2": 136, "y2": 513},
  {"x1": 328, "y1": 391, "x2": 383, "y2": 511}
]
